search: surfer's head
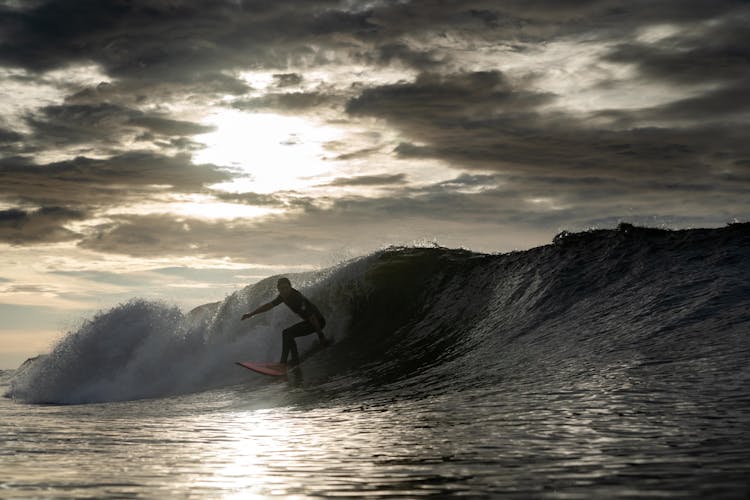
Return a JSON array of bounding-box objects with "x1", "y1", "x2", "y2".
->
[{"x1": 277, "y1": 277, "x2": 292, "y2": 298}]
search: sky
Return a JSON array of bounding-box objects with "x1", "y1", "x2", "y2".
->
[{"x1": 1, "y1": 0, "x2": 749, "y2": 368}]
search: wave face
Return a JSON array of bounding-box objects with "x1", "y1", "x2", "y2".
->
[{"x1": 7, "y1": 222, "x2": 750, "y2": 404}]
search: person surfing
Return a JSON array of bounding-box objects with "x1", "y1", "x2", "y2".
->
[{"x1": 241, "y1": 277, "x2": 328, "y2": 368}]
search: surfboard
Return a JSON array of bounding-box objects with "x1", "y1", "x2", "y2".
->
[{"x1": 235, "y1": 361, "x2": 287, "y2": 377}]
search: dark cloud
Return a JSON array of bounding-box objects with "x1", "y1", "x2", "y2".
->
[
  {"x1": 0, "y1": 127, "x2": 23, "y2": 156},
  {"x1": 319, "y1": 176, "x2": 747, "y2": 237},
  {"x1": 0, "y1": 127, "x2": 22, "y2": 143},
  {"x1": 599, "y1": 81, "x2": 750, "y2": 127},
  {"x1": 326, "y1": 173, "x2": 407, "y2": 187},
  {"x1": 593, "y1": 13, "x2": 750, "y2": 130},
  {"x1": 604, "y1": 13, "x2": 750, "y2": 85},
  {"x1": 22, "y1": 103, "x2": 214, "y2": 151},
  {"x1": 233, "y1": 91, "x2": 340, "y2": 112},
  {"x1": 0, "y1": 152, "x2": 232, "y2": 209},
  {"x1": 347, "y1": 70, "x2": 551, "y2": 122},
  {"x1": 363, "y1": 42, "x2": 448, "y2": 71},
  {"x1": 0, "y1": 0, "x2": 133, "y2": 71},
  {"x1": 2, "y1": 0, "x2": 747, "y2": 81},
  {"x1": 273, "y1": 73, "x2": 303, "y2": 88},
  {"x1": 346, "y1": 66, "x2": 750, "y2": 195},
  {"x1": 64, "y1": 77, "x2": 251, "y2": 110},
  {"x1": 212, "y1": 190, "x2": 289, "y2": 207},
  {"x1": 0, "y1": 205, "x2": 84, "y2": 244},
  {"x1": 329, "y1": 146, "x2": 383, "y2": 161},
  {"x1": 0, "y1": 0, "x2": 359, "y2": 79}
]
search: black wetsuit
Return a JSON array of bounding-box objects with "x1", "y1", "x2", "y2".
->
[{"x1": 272, "y1": 289, "x2": 326, "y2": 365}]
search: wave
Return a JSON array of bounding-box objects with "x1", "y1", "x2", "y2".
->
[{"x1": 7, "y1": 222, "x2": 750, "y2": 404}]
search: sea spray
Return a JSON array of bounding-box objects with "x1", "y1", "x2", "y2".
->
[
  {"x1": 7, "y1": 295, "x2": 292, "y2": 404},
  {"x1": 7, "y1": 254, "x2": 374, "y2": 404}
]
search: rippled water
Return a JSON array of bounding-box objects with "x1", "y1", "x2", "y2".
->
[{"x1": 3, "y1": 373, "x2": 749, "y2": 499}]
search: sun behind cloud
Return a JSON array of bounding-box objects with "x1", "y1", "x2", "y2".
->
[{"x1": 194, "y1": 109, "x2": 343, "y2": 194}]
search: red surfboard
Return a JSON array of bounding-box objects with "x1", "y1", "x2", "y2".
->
[{"x1": 235, "y1": 361, "x2": 287, "y2": 377}]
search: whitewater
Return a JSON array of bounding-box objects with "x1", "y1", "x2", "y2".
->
[{"x1": 2, "y1": 223, "x2": 749, "y2": 498}]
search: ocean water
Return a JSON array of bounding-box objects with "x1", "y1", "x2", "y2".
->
[{"x1": 2, "y1": 223, "x2": 750, "y2": 498}]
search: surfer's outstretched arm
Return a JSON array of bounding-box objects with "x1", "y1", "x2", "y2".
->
[{"x1": 241, "y1": 302, "x2": 275, "y2": 320}]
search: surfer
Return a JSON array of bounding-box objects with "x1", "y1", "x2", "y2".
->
[{"x1": 241, "y1": 277, "x2": 327, "y2": 367}]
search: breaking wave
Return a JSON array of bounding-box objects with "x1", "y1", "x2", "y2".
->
[{"x1": 7, "y1": 222, "x2": 750, "y2": 404}]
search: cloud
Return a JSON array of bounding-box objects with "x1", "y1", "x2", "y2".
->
[
  {"x1": 362, "y1": 42, "x2": 448, "y2": 71},
  {"x1": 68, "y1": 172, "x2": 530, "y2": 262},
  {"x1": 273, "y1": 73, "x2": 303, "y2": 88},
  {"x1": 76, "y1": 212, "x2": 338, "y2": 264},
  {"x1": 0, "y1": 1, "x2": 374, "y2": 79},
  {"x1": 345, "y1": 65, "x2": 750, "y2": 199},
  {"x1": 2, "y1": 1, "x2": 746, "y2": 81},
  {"x1": 326, "y1": 173, "x2": 407, "y2": 186},
  {"x1": 64, "y1": 77, "x2": 251, "y2": 110},
  {"x1": 0, "y1": 126, "x2": 22, "y2": 143},
  {"x1": 0, "y1": 1, "x2": 748, "y2": 255},
  {"x1": 21, "y1": 102, "x2": 215, "y2": 152},
  {"x1": 603, "y1": 82, "x2": 750, "y2": 127},
  {"x1": 0, "y1": 206, "x2": 84, "y2": 244},
  {"x1": 232, "y1": 91, "x2": 340, "y2": 113},
  {"x1": 0, "y1": 152, "x2": 234, "y2": 238},
  {"x1": 347, "y1": 70, "x2": 550, "y2": 122},
  {"x1": 604, "y1": 13, "x2": 750, "y2": 85},
  {"x1": 2, "y1": 151, "x2": 230, "y2": 192},
  {"x1": 71, "y1": 166, "x2": 745, "y2": 265}
]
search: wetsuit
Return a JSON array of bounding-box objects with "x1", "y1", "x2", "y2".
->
[{"x1": 271, "y1": 289, "x2": 326, "y2": 365}]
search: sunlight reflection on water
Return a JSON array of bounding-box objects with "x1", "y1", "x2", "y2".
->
[{"x1": 2, "y1": 380, "x2": 749, "y2": 498}]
